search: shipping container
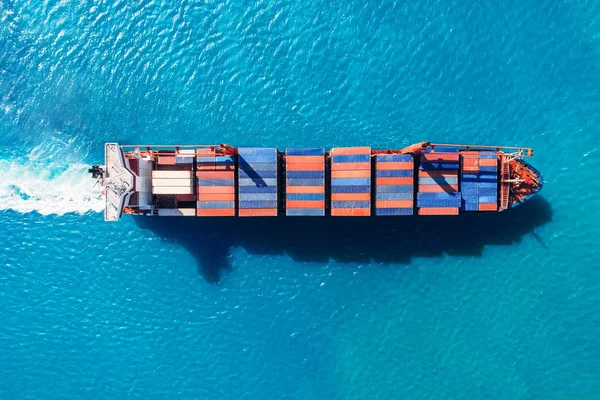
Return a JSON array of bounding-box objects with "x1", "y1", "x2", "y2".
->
[
  {"x1": 418, "y1": 207, "x2": 459, "y2": 215},
  {"x1": 157, "y1": 208, "x2": 196, "y2": 216},
  {"x1": 331, "y1": 208, "x2": 371, "y2": 216},
  {"x1": 286, "y1": 163, "x2": 324, "y2": 171},
  {"x1": 285, "y1": 148, "x2": 325, "y2": 156},
  {"x1": 286, "y1": 185, "x2": 325, "y2": 194},
  {"x1": 197, "y1": 193, "x2": 236, "y2": 201},
  {"x1": 197, "y1": 208, "x2": 236, "y2": 217},
  {"x1": 238, "y1": 201, "x2": 278, "y2": 209},
  {"x1": 239, "y1": 208, "x2": 278, "y2": 217},
  {"x1": 152, "y1": 186, "x2": 193, "y2": 195},
  {"x1": 376, "y1": 162, "x2": 413, "y2": 170},
  {"x1": 331, "y1": 193, "x2": 371, "y2": 201},
  {"x1": 152, "y1": 170, "x2": 193, "y2": 179},
  {"x1": 286, "y1": 193, "x2": 326, "y2": 201},
  {"x1": 330, "y1": 162, "x2": 371, "y2": 171},
  {"x1": 376, "y1": 177, "x2": 414, "y2": 185},
  {"x1": 331, "y1": 170, "x2": 371, "y2": 178},
  {"x1": 286, "y1": 208, "x2": 326, "y2": 216},
  {"x1": 375, "y1": 208, "x2": 414, "y2": 216},
  {"x1": 286, "y1": 200, "x2": 325, "y2": 209},
  {"x1": 196, "y1": 186, "x2": 236, "y2": 194},
  {"x1": 330, "y1": 147, "x2": 371, "y2": 155}
]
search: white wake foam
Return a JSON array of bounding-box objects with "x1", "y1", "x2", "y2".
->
[{"x1": 0, "y1": 158, "x2": 104, "y2": 216}]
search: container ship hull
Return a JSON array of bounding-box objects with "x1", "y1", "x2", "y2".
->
[{"x1": 92, "y1": 142, "x2": 542, "y2": 221}]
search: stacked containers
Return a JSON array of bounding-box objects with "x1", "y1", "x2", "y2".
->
[
  {"x1": 285, "y1": 148, "x2": 325, "y2": 216},
  {"x1": 237, "y1": 148, "x2": 278, "y2": 217},
  {"x1": 374, "y1": 154, "x2": 414, "y2": 215},
  {"x1": 460, "y1": 151, "x2": 498, "y2": 211},
  {"x1": 153, "y1": 153, "x2": 194, "y2": 195},
  {"x1": 330, "y1": 147, "x2": 371, "y2": 216},
  {"x1": 417, "y1": 148, "x2": 461, "y2": 215},
  {"x1": 195, "y1": 154, "x2": 236, "y2": 216}
]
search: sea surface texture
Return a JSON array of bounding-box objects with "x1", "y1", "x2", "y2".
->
[{"x1": 1, "y1": 0, "x2": 599, "y2": 399}]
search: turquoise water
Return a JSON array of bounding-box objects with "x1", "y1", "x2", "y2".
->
[{"x1": 1, "y1": 0, "x2": 600, "y2": 398}]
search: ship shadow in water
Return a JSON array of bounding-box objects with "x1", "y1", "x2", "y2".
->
[{"x1": 134, "y1": 196, "x2": 553, "y2": 283}]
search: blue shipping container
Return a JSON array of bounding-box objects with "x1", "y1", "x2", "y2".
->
[
  {"x1": 239, "y1": 193, "x2": 278, "y2": 201},
  {"x1": 197, "y1": 178, "x2": 235, "y2": 186},
  {"x1": 418, "y1": 177, "x2": 459, "y2": 185},
  {"x1": 417, "y1": 192, "x2": 461, "y2": 200},
  {"x1": 238, "y1": 178, "x2": 277, "y2": 186},
  {"x1": 238, "y1": 162, "x2": 278, "y2": 171},
  {"x1": 375, "y1": 192, "x2": 414, "y2": 201},
  {"x1": 237, "y1": 148, "x2": 277, "y2": 156},
  {"x1": 286, "y1": 171, "x2": 325, "y2": 179},
  {"x1": 332, "y1": 154, "x2": 371, "y2": 163},
  {"x1": 376, "y1": 170, "x2": 413, "y2": 178},
  {"x1": 239, "y1": 170, "x2": 278, "y2": 179},
  {"x1": 238, "y1": 155, "x2": 277, "y2": 163},
  {"x1": 286, "y1": 193, "x2": 325, "y2": 201},
  {"x1": 332, "y1": 201, "x2": 370, "y2": 208},
  {"x1": 433, "y1": 146, "x2": 459, "y2": 153},
  {"x1": 331, "y1": 185, "x2": 371, "y2": 193},
  {"x1": 376, "y1": 185, "x2": 414, "y2": 193},
  {"x1": 375, "y1": 208, "x2": 414, "y2": 216},
  {"x1": 286, "y1": 178, "x2": 325, "y2": 186},
  {"x1": 285, "y1": 148, "x2": 324, "y2": 156},
  {"x1": 286, "y1": 208, "x2": 325, "y2": 216},
  {"x1": 376, "y1": 154, "x2": 413, "y2": 162},
  {"x1": 420, "y1": 162, "x2": 459, "y2": 170},
  {"x1": 332, "y1": 178, "x2": 371, "y2": 186},
  {"x1": 239, "y1": 186, "x2": 277, "y2": 193},
  {"x1": 238, "y1": 200, "x2": 278, "y2": 209},
  {"x1": 197, "y1": 201, "x2": 235, "y2": 209}
]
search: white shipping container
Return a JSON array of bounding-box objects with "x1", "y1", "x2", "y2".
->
[
  {"x1": 158, "y1": 208, "x2": 196, "y2": 216},
  {"x1": 152, "y1": 186, "x2": 193, "y2": 195},
  {"x1": 151, "y1": 170, "x2": 193, "y2": 179},
  {"x1": 152, "y1": 178, "x2": 192, "y2": 187}
]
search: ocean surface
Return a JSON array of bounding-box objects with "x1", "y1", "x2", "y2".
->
[{"x1": 1, "y1": 0, "x2": 599, "y2": 398}]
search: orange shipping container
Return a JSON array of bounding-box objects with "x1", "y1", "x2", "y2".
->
[
  {"x1": 376, "y1": 200, "x2": 413, "y2": 208},
  {"x1": 331, "y1": 162, "x2": 371, "y2": 171},
  {"x1": 331, "y1": 193, "x2": 371, "y2": 201},
  {"x1": 376, "y1": 162, "x2": 413, "y2": 170},
  {"x1": 286, "y1": 156, "x2": 324, "y2": 164},
  {"x1": 462, "y1": 159, "x2": 479, "y2": 166},
  {"x1": 157, "y1": 156, "x2": 176, "y2": 165},
  {"x1": 479, "y1": 159, "x2": 498, "y2": 167},
  {"x1": 418, "y1": 170, "x2": 458, "y2": 178},
  {"x1": 376, "y1": 177, "x2": 414, "y2": 185},
  {"x1": 214, "y1": 165, "x2": 235, "y2": 171},
  {"x1": 286, "y1": 163, "x2": 324, "y2": 171},
  {"x1": 461, "y1": 153, "x2": 480, "y2": 159},
  {"x1": 330, "y1": 147, "x2": 371, "y2": 155},
  {"x1": 196, "y1": 171, "x2": 234, "y2": 179},
  {"x1": 197, "y1": 193, "x2": 235, "y2": 201},
  {"x1": 196, "y1": 186, "x2": 235, "y2": 194},
  {"x1": 418, "y1": 207, "x2": 459, "y2": 215},
  {"x1": 239, "y1": 208, "x2": 278, "y2": 217},
  {"x1": 196, "y1": 208, "x2": 236, "y2": 217},
  {"x1": 331, "y1": 170, "x2": 371, "y2": 178},
  {"x1": 176, "y1": 194, "x2": 196, "y2": 202},
  {"x1": 286, "y1": 200, "x2": 325, "y2": 209},
  {"x1": 286, "y1": 185, "x2": 325, "y2": 194},
  {"x1": 331, "y1": 208, "x2": 371, "y2": 216},
  {"x1": 478, "y1": 203, "x2": 498, "y2": 211}
]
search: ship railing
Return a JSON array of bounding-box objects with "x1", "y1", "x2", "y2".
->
[{"x1": 429, "y1": 143, "x2": 533, "y2": 157}]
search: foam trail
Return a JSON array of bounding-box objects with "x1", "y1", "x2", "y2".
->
[{"x1": 0, "y1": 158, "x2": 104, "y2": 216}]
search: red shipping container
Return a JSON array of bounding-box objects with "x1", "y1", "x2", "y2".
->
[
  {"x1": 286, "y1": 200, "x2": 325, "y2": 209},
  {"x1": 331, "y1": 193, "x2": 371, "y2": 201},
  {"x1": 197, "y1": 208, "x2": 235, "y2": 217},
  {"x1": 331, "y1": 162, "x2": 371, "y2": 171},
  {"x1": 418, "y1": 207, "x2": 459, "y2": 215},
  {"x1": 286, "y1": 185, "x2": 325, "y2": 194},
  {"x1": 330, "y1": 147, "x2": 371, "y2": 155},
  {"x1": 286, "y1": 163, "x2": 324, "y2": 171},
  {"x1": 176, "y1": 194, "x2": 196, "y2": 202},
  {"x1": 462, "y1": 159, "x2": 479, "y2": 166},
  {"x1": 478, "y1": 203, "x2": 498, "y2": 211},
  {"x1": 286, "y1": 156, "x2": 324, "y2": 164},
  {"x1": 461, "y1": 153, "x2": 479, "y2": 158},
  {"x1": 197, "y1": 193, "x2": 235, "y2": 202},
  {"x1": 196, "y1": 186, "x2": 235, "y2": 194},
  {"x1": 376, "y1": 177, "x2": 414, "y2": 185},
  {"x1": 331, "y1": 170, "x2": 371, "y2": 178},
  {"x1": 239, "y1": 208, "x2": 278, "y2": 217},
  {"x1": 376, "y1": 162, "x2": 413, "y2": 170},
  {"x1": 331, "y1": 208, "x2": 371, "y2": 216}
]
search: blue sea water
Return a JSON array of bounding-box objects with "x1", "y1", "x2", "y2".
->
[{"x1": 1, "y1": 0, "x2": 600, "y2": 398}]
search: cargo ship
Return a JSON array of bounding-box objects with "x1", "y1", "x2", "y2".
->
[{"x1": 91, "y1": 142, "x2": 543, "y2": 221}]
